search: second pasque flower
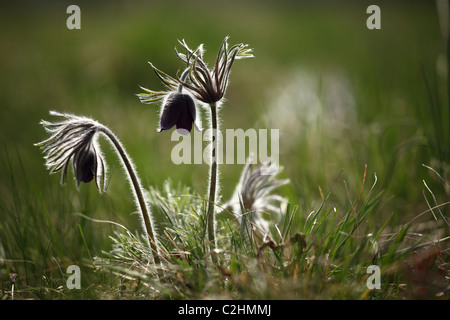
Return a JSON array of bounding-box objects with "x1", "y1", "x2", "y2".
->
[{"x1": 160, "y1": 92, "x2": 199, "y2": 134}]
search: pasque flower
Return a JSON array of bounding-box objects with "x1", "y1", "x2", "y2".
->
[
  {"x1": 174, "y1": 36, "x2": 253, "y2": 104},
  {"x1": 137, "y1": 36, "x2": 253, "y2": 126},
  {"x1": 138, "y1": 66, "x2": 199, "y2": 134},
  {"x1": 159, "y1": 92, "x2": 199, "y2": 134},
  {"x1": 35, "y1": 111, "x2": 107, "y2": 192},
  {"x1": 137, "y1": 37, "x2": 253, "y2": 264},
  {"x1": 35, "y1": 111, "x2": 162, "y2": 270}
]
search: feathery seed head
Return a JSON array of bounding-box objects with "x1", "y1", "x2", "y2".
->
[{"x1": 227, "y1": 159, "x2": 289, "y2": 235}]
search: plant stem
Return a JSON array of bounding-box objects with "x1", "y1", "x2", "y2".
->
[
  {"x1": 207, "y1": 103, "x2": 218, "y2": 264},
  {"x1": 446, "y1": 3, "x2": 450, "y2": 174},
  {"x1": 97, "y1": 125, "x2": 162, "y2": 269}
]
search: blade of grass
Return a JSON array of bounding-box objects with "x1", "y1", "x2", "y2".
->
[{"x1": 78, "y1": 224, "x2": 92, "y2": 262}]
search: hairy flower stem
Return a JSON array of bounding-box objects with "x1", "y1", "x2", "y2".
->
[
  {"x1": 97, "y1": 125, "x2": 162, "y2": 270},
  {"x1": 206, "y1": 103, "x2": 219, "y2": 264},
  {"x1": 178, "y1": 68, "x2": 190, "y2": 93}
]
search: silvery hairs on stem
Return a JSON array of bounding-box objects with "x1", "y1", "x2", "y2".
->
[{"x1": 35, "y1": 111, "x2": 162, "y2": 268}]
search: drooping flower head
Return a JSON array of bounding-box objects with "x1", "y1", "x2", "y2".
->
[
  {"x1": 137, "y1": 37, "x2": 253, "y2": 133},
  {"x1": 34, "y1": 111, "x2": 107, "y2": 192},
  {"x1": 36, "y1": 111, "x2": 162, "y2": 266},
  {"x1": 159, "y1": 92, "x2": 199, "y2": 134}
]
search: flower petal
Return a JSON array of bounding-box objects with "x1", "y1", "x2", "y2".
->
[
  {"x1": 160, "y1": 92, "x2": 197, "y2": 134},
  {"x1": 160, "y1": 92, "x2": 182, "y2": 131},
  {"x1": 74, "y1": 143, "x2": 97, "y2": 185},
  {"x1": 36, "y1": 111, "x2": 107, "y2": 193},
  {"x1": 176, "y1": 94, "x2": 196, "y2": 134}
]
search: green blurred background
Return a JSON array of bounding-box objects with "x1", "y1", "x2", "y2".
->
[{"x1": 0, "y1": 0, "x2": 447, "y2": 295}]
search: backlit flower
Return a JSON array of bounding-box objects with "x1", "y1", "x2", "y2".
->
[
  {"x1": 137, "y1": 37, "x2": 253, "y2": 263},
  {"x1": 35, "y1": 111, "x2": 162, "y2": 268},
  {"x1": 226, "y1": 159, "x2": 289, "y2": 235},
  {"x1": 34, "y1": 111, "x2": 107, "y2": 192},
  {"x1": 137, "y1": 37, "x2": 253, "y2": 119},
  {"x1": 160, "y1": 92, "x2": 199, "y2": 134},
  {"x1": 175, "y1": 36, "x2": 253, "y2": 104}
]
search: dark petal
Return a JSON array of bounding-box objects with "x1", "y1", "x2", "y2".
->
[
  {"x1": 160, "y1": 92, "x2": 197, "y2": 134},
  {"x1": 176, "y1": 94, "x2": 196, "y2": 134},
  {"x1": 176, "y1": 112, "x2": 192, "y2": 134},
  {"x1": 186, "y1": 94, "x2": 196, "y2": 121},
  {"x1": 160, "y1": 92, "x2": 182, "y2": 131},
  {"x1": 81, "y1": 153, "x2": 96, "y2": 183},
  {"x1": 74, "y1": 145, "x2": 97, "y2": 184},
  {"x1": 186, "y1": 94, "x2": 202, "y2": 132},
  {"x1": 82, "y1": 167, "x2": 95, "y2": 183}
]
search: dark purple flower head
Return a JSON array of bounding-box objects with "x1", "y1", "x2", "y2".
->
[
  {"x1": 160, "y1": 92, "x2": 199, "y2": 135},
  {"x1": 35, "y1": 111, "x2": 107, "y2": 193},
  {"x1": 73, "y1": 142, "x2": 97, "y2": 184}
]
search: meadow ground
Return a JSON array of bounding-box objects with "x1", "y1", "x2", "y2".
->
[{"x1": 0, "y1": 0, "x2": 448, "y2": 301}]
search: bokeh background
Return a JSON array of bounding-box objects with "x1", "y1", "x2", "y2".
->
[{"x1": 0, "y1": 0, "x2": 448, "y2": 296}]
